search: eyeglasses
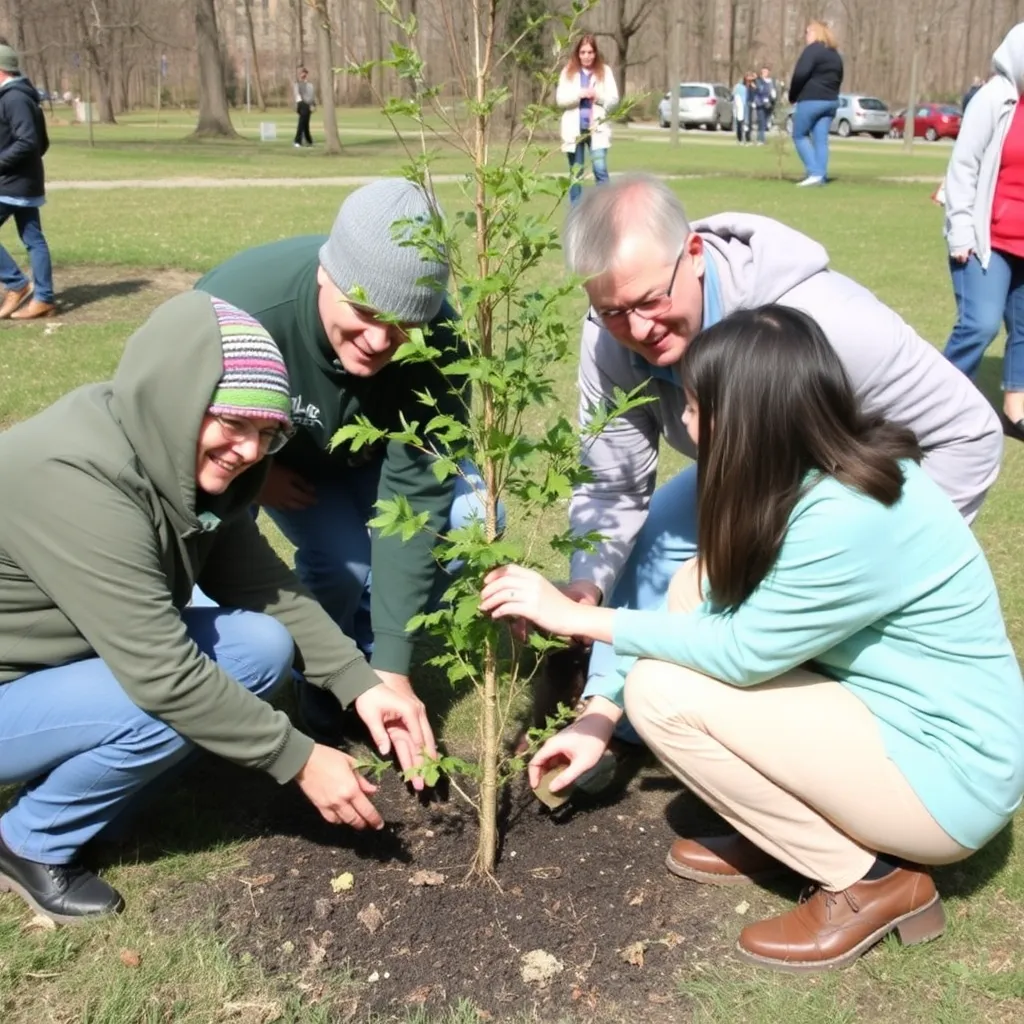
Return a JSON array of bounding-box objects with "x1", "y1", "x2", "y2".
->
[
  {"x1": 587, "y1": 248, "x2": 686, "y2": 330},
  {"x1": 212, "y1": 414, "x2": 295, "y2": 455}
]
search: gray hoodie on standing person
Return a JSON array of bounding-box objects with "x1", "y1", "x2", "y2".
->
[
  {"x1": 569, "y1": 213, "x2": 1004, "y2": 598},
  {"x1": 944, "y1": 24, "x2": 1024, "y2": 268}
]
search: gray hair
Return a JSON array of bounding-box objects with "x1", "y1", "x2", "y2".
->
[{"x1": 563, "y1": 173, "x2": 691, "y2": 278}]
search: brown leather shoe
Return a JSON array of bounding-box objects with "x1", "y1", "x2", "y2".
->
[
  {"x1": 10, "y1": 298, "x2": 55, "y2": 320},
  {"x1": 737, "y1": 865, "x2": 945, "y2": 973},
  {"x1": 0, "y1": 283, "x2": 31, "y2": 319},
  {"x1": 666, "y1": 833, "x2": 787, "y2": 886}
]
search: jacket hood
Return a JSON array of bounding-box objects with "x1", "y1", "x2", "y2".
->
[
  {"x1": 993, "y1": 24, "x2": 1024, "y2": 94},
  {"x1": 692, "y1": 213, "x2": 830, "y2": 307},
  {"x1": 109, "y1": 291, "x2": 269, "y2": 531},
  {"x1": 0, "y1": 75, "x2": 38, "y2": 102}
]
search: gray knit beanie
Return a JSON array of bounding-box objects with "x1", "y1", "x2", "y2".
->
[
  {"x1": 318, "y1": 178, "x2": 449, "y2": 324},
  {"x1": 0, "y1": 46, "x2": 19, "y2": 74}
]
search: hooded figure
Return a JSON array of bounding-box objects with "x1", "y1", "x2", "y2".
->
[
  {"x1": 942, "y1": 22, "x2": 1024, "y2": 437},
  {"x1": 0, "y1": 291, "x2": 433, "y2": 924}
]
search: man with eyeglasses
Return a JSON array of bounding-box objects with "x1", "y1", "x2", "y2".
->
[
  {"x1": 197, "y1": 179, "x2": 481, "y2": 759},
  {"x1": 545, "y1": 172, "x2": 1003, "y2": 755}
]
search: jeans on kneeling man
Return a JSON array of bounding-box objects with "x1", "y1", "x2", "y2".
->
[
  {"x1": 264, "y1": 457, "x2": 505, "y2": 744},
  {"x1": 582, "y1": 464, "x2": 699, "y2": 744}
]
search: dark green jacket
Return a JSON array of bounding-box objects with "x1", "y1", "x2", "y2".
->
[
  {"x1": 0, "y1": 292, "x2": 381, "y2": 783},
  {"x1": 196, "y1": 237, "x2": 468, "y2": 676}
]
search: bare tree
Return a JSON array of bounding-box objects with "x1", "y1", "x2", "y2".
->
[
  {"x1": 241, "y1": 0, "x2": 267, "y2": 110},
  {"x1": 599, "y1": 0, "x2": 658, "y2": 98},
  {"x1": 308, "y1": 0, "x2": 341, "y2": 153},
  {"x1": 193, "y1": 0, "x2": 238, "y2": 137}
]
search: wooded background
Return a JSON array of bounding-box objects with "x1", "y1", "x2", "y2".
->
[{"x1": 3, "y1": 0, "x2": 1021, "y2": 124}]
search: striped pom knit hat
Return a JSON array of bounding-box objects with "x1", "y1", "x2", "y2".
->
[{"x1": 207, "y1": 298, "x2": 292, "y2": 426}]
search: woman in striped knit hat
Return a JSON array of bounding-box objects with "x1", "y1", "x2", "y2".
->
[{"x1": 0, "y1": 291, "x2": 434, "y2": 923}]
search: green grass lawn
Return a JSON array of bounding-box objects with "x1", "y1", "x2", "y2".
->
[{"x1": 0, "y1": 132, "x2": 1020, "y2": 1024}]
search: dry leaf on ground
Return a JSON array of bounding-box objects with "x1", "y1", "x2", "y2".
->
[
  {"x1": 408, "y1": 869, "x2": 446, "y2": 887},
  {"x1": 357, "y1": 902, "x2": 385, "y2": 934},
  {"x1": 620, "y1": 940, "x2": 647, "y2": 966},
  {"x1": 118, "y1": 949, "x2": 141, "y2": 968},
  {"x1": 329, "y1": 872, "x2": 354, "y2": 893}
]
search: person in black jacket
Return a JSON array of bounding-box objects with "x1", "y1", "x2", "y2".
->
[
  {"x1": 788, "y1": 21, "x2": 844, "y2": 187},
  {"x1": 0, "y1": 43, "x2": 53, "y2": 319}
]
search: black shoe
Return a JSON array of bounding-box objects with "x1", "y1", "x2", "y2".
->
[
  {"x1": 0, "y1": 833, "x2": 124, "y2": 923},
  {"x1": 1000, "y1": 410, "x2": 1024, "y2": 442}
]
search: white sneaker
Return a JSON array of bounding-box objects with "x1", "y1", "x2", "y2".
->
[
  {"x1": 294, "y1": 143, "x2": 302, "y2": 148},
  {"x1": 796, "y1": 175, "x2": 824, "y2": 187}
]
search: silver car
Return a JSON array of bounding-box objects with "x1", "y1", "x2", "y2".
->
[
  {"x1": 830, "y1": 94, "x2": 892, "y2": 138},
  {"x1": 658, "y1": 83, "x2": 734, "y2": 131}
]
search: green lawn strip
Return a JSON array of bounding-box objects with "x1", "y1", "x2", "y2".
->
[
  {"x1": 0, "y1": 172, "x2": 1020, "y2": 1022},
  {"x1": 41, "y1": 106, "x2": 949, "y2": 184}
]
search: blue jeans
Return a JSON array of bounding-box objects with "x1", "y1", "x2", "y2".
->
[
  {"x1": 584, "y1": 464, "x2": 699, "y2": 742},
  {"x1": 568, "y1": 139, "x2": 609, "y2": 206},
  {"x1": 792, "y1": 100, "x2": 838, "y2": 180},
  {"x1": 264, "y1": 457, "x2": 500, "y2": 657},
  {"x1": 0, "y1": 203, "x2": 53, "y2": 302},
  {"x1": 0, "y1": 607, "x2": 294, "y2": 864},
  {"x1": 756, "y1": 106, "x2": 769, "y2": 142},
  {"x1": 944, "y1": 249, "x2": 1024, "y2": 390}
]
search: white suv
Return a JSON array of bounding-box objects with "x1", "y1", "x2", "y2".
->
[{"x1": 658, "y1": 83, "x2": 734, "y2": 131}]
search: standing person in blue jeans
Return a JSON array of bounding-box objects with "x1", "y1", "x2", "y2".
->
[
  {"x1": 752, "y1": 69, "x2": 775, "y2": 144},
  {"x1": 557, "y1": 34, "x2": 619, "y2": 206},
  {"x1": 0, "y1": 42, "x2": 54, "y2": 319},
  {"x1": 0, "y1": 292, "x2": 435, "y2": 922},
  {"x1": 197, "y1": 180, "x2": 499, "y2": 750},
  {"x1": 942, "y1": 24, "x2": 1024, "y2": 439},
  {"x1": 788, "y1": 21, "x2": 843, "y2": 187}
]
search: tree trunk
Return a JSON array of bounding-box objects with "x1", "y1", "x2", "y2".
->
[
  {"x1": 903, "y1": 27, "x2": 919, "y2": 152},
  {"x1": 242, "y1": 0, "x2": 267, "y2": 110},
  {"x1": 193, "y1": 0, "x2": 239, "y2": 138},
  {"x1": 311, "y1": 0, "x2": 341, "y2": 153},
  {"x1": 294, "y1": 0, "x2": 306, "y2": 69}
]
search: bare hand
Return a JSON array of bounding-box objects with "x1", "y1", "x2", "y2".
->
[
  {"x1": 355, "y1": 673, "x2": 438, "y2": 791},
  {"x1": 528, "y1": 707, "x2": 617, "y2": 792},
  {"x1": 580, "y1": 87, "x2": 596, "y2": 100},
  {"x1": 481, "y1": 565, "x2": 588, "y2": 637},
  {"x1": 257, "y1": 462, "x2": 317, "y2": 511},
  {"x1": 296, "y1": 744, "x2": 383, "y2": 829},
  {"x1": 951, "y1": 248, "x2": 973, "y2": 265}
]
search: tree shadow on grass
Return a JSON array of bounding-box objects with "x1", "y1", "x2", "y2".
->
[{"x1": 56, "y1": 277, "x2": 151, "y2": 314}]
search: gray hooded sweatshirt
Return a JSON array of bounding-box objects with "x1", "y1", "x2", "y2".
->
[
  {"x1": 569, "y1": 214, "x2": 1004, "y2": 598},
  {"x1": 944, "y1": 25, "x2": 1024, "y2": 267}
]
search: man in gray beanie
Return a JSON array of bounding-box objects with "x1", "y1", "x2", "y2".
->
[
  {"x1": 197, "y1": 179, "x2": 477, "y2": 758},
  {"x1": 0, "y1": 42, "x2": 54, "y2": 319}
]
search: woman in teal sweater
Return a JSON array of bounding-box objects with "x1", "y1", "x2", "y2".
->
[{"x1": 481, "y1": 305, "x2": 1024, "y2": 973}]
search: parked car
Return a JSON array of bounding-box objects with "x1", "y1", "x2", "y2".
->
[
  {"x1": 890, "y1": 103, "x2": 962, "y2": 141},
  {"x1": 830, "y1": 94, "x2": 891, "y2": 138},
  {"x1": 658, "y1": 83, "x2": 734, "y2": 131}
]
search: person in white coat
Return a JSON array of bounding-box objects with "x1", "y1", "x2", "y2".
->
[{"x1": 556, "y1": 34, "x2": 619, "y2": 206}]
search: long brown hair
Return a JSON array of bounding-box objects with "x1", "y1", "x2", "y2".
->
[
  {"x1": 565, "y1": 33, "x2": 606, "y2": 81},
  {"x1": 679, "y1": 305, "x2": 921, "y2": 611}
]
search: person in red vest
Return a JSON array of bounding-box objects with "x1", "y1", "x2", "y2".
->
[{"x1": 943, "y1": 24, "x2": 1024, "y2": 438}]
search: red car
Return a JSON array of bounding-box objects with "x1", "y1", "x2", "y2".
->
[{"x1": 890, "y1": 103, "x2": 962, "y2": 141}]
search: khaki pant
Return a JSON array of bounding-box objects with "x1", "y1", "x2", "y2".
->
[{"x1": 623, "y1": 561, "x2": 972, "y2": 890}]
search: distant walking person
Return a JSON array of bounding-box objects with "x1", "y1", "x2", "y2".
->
[
  {"x1": 788, "y1": 21, "x2": 844, "y2": 187},
  {"x1": 733, "y1": 77, "x2": 749, "y2": 144},
  {"x1": 294, "y1": 66, "x2": 315, "y2": 148},
  {"x1": 943, "y1": 25, "x2": 1024, "y2": 439},
  {"x1": 0, "y1": 43, "x2": 54, "y2": 319},
  {"x1": 557, "y1": 34, "x2": 619, "y2": 206}
]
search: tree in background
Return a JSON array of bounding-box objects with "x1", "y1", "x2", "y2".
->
[{"x1": 193, "y1": 0, "x2": 239, "y2": 136}]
